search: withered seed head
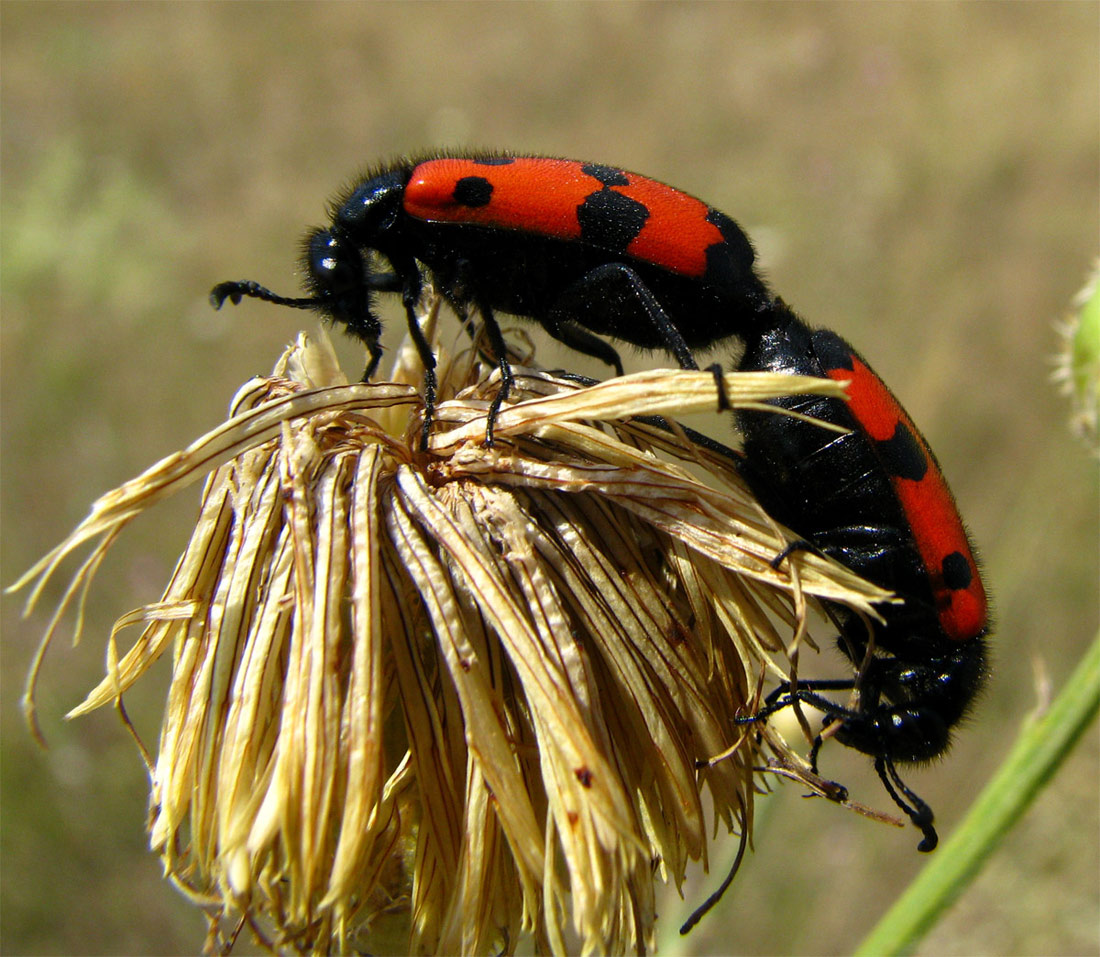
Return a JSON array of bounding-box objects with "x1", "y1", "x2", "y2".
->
[{"x1": 13, "y1": 308, "x2": 887, "y2": 954}]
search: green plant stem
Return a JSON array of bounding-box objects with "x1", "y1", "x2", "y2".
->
[{"x1": 856, "y1": 631, "x2": 1100, "y2": 957}]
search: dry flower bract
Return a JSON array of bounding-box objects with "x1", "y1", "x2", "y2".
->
[{"x1": 12, "y1": 308, "x2": 890, "y2": 955}]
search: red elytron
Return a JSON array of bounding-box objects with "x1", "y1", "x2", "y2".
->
[
  {"x1": 823, "y1": 351, "x2": 987, "y2": 643},
  {"x1": 403, "y1": 156, "x2": 741, "y2": 280}
]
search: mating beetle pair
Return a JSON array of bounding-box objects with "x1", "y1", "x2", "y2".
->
[{"x1": 212, "y1": 152, "x2": 989, "y2": 853}]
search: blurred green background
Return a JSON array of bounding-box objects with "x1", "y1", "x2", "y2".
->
[{"x1": 2, "y1": 4, "x2": 1097, "y2": 954}]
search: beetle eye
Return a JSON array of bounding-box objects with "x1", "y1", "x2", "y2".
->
[{"x1": 305, "y1": 229, "x2": 361, "y2": 295}]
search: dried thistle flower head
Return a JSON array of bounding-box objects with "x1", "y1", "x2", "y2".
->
[{"x1": 12, "y1": 302, "x2": 889, "y2": 954}]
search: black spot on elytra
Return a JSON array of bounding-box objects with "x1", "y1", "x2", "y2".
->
[
  {"x1": 814, "y1": 331, "x2": 857, "y2": 373},
  {"x1": 577, "y1": 189, "x2": 648, "y2": 253},
  {"x1": 453, "y1": 176, "x2": 493, "y2": 208},
  {"x1": 941, "y1": 551, "x2": 973, "y2": 591},
  {"x1": 702, "y1": 208, "x2": 757, "y2": 284},
  {"x1": 876, "y1": 421, "x2": 928, "y2": 482},
  {"x1": 580, "y1": 163, "x2": 630, "y2": 187}
]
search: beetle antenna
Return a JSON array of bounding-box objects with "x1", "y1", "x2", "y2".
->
[
  {"x1": 210, "y1": 280, "x2": 322, "y2": 312},
  {"x1": 680, "y1": 822, "x2": 749, "y2": 934}
]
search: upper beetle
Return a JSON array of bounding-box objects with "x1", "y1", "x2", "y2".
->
[
  {"x1": 732, "y1": 302, "x2": 990, "y2": 851},
  {"x1": 211, "y1": 153, "x2": 773, "y2": 443}
]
